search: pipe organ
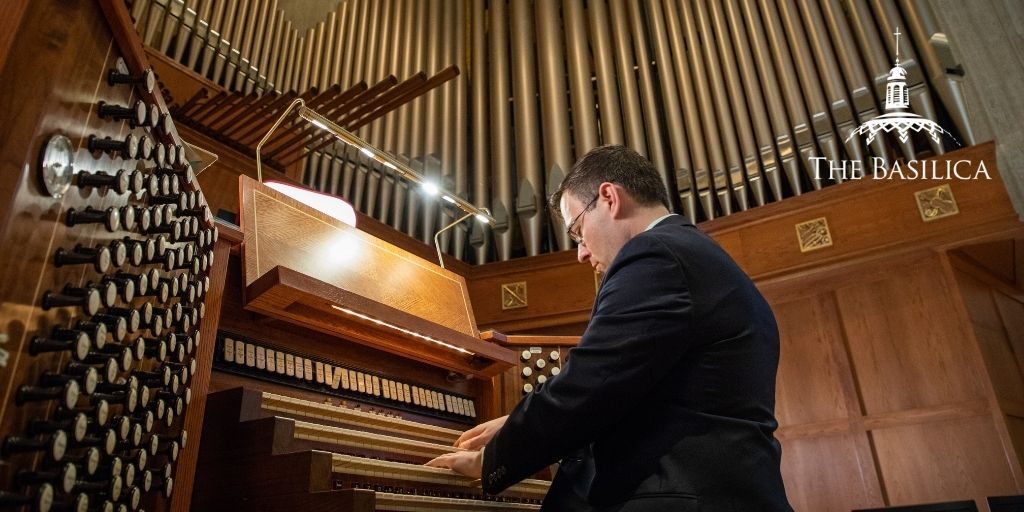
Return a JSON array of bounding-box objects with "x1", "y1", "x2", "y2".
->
[
  {"x1": 132, "y1": 0, "x2": 978, "y2": 263},
  {"x1": 0, "y1": 1, "x2": 221, "y2": 511},
  {"x1": 3, "y1": 0, "x2": 1015, "y2": 509}
]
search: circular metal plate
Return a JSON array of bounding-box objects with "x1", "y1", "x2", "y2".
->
[{"x1": 39, "y1": 134, "x2": 75, "y2": 199}]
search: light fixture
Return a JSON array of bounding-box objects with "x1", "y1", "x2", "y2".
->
[
  {"x1": 255, "y1": 98, "x2": 496, "y2": 226},
  {"x1": 422, "y1": 181, "x2": 440, "y2": 196},
  {"x1": 433, "y1": 209, "x2": 490, "y2": 269}
]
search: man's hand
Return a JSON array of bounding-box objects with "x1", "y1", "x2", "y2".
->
[
  {"x1": 454, "y1": 415, "x2": 508, "y2": 450},
  {"x1": 424, "y1": 450, "x2": 483, "y2": 479}
]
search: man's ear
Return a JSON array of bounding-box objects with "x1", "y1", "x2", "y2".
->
[{"x1": 601, "y1": 182, "x2": 626, "y2": 219}]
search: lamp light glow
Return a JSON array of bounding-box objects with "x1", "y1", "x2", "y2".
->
[{"x1": 265, "y1": 181, "x2": 357, "y2": 227}]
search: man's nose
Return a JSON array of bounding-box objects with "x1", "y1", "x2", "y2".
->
[{"x1": 577, "y1": 243, "x2": 591, "y2": 264}]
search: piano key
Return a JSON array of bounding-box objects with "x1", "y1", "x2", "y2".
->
[{"x1": 260, "y1": 392, "x2": 461, "y2": 444}]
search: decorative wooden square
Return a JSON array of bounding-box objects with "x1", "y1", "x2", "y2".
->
[
  {"x1": 915, "y1": 184, "x2": 959, "y2": 222},
  {"x1": 501, "y1": 281, "x2": 527, "y2": 310},
  {"x1": 796, "y1": 217, "x2": 833, "y2": 253}
]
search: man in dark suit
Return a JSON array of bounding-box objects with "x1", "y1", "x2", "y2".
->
[{"x1": 426, "y1": 146, "x2": 792, "y2": 511}]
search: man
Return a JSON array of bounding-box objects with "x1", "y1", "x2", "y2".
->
[{"x1": 427, "y1": 145, "x2": 792, "y2": 511}]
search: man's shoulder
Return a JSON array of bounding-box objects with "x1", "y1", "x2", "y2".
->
[{"x1": 630, "y1": 217, "x2": 710, "y2": 255}]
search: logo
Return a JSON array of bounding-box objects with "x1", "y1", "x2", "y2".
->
[
  {"x1": 846, "y1": 27, "x2": 958, "y2": 148},
  {"x1": 813, "y1": 28, "x2": 988, "y2": 182}
]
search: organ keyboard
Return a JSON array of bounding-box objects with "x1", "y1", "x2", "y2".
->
[{"x1": 195, "y1": 387, "x2": 548, "y2": 511}]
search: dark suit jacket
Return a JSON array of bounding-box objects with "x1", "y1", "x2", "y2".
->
[{"x1": 482, "y1": 215, "x2": 792, "y2": 511}]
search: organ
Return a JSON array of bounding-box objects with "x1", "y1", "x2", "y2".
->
[{"x1": 189, "y1": 178, "x2": 555, "y2": 510}]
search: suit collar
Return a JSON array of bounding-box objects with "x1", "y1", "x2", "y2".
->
[{"x1": 652, "y1": 214, "x2": 694, "y2": 229}]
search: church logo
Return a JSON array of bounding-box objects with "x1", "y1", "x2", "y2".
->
[{"x1": 846, "y1": 27, "x2": 958, "y2": 148}]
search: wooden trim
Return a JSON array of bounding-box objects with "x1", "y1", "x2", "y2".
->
[
  {"x1": 861, "y1": 400, "x2": 991, "y2": 431},
  {"x1": 215, "y1": 218, "x2": 244, "y2": 245},
  {"x1": 169, "y1": 235, "x2": 233, "y2": 511},
  {"x1": 479, "y1": 331, "x2": 581, "y2": 347}
]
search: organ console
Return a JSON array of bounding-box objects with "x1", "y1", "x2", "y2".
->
[
  {"x1": 0, "y1": 1, "x2": 222, "y2": 510},
  {"x1": 179, "y1": 177, "x2": 556, "y2": 510}
]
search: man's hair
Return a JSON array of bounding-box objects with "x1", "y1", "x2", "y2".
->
[{"x1": 549, "y1": 145, "x2": 670, "y2": 216}]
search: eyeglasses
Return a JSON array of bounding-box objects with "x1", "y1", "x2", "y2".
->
[{"x1": 565, "y1": 195, "x2": 599, "y2": 244}]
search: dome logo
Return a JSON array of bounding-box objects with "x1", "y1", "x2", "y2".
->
[
  {"x1": 812, "y1": 27, "x2": 988, "y2": 182},
  {"x1": 847, "y1": 27, "x2": 958, "y2": 148}
]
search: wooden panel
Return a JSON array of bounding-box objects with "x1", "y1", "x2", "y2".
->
[
  {"x1": 951, "y1": 263, "x2": 1024, "y2": 403},
  {"x1": 959, "y1": 240, "x2": 1018, "y2": 285},
  {"x1": 240, "y1": 176, "x2": 478, "y2": 336},
  {"x1": 994, "y1": 291, "x2": 1024, "y2": 373},
  {"x1": 779, "y1": 434, "x2": 882, "y2": 512},
  {"x1": 467, "y1": 250, "x2": 596, "y2": 333},
  {"x1": 872, "y1": 416, "x2": 1019, "y2": 505},
  {"x1": 838, "y1": 257, "x2": 990, "y2": 415},
  {"x1": 773, "y1": 293, "x2": 852, "y2": 426}
]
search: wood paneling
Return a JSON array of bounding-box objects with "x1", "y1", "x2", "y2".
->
[
  {"x1": 779, "y1": 434, "x2": 882, "y2": 512},
  {"x1": 773, "y1": 294, "x2": 852, "y2": 426},
  {"x1": 837, "y1": 258, "x2": 989, "y2": 415},
  {"x1": 467, "y1": 249, "x2": 596, "y2": 333},
  {"x1": 959, "y1": 240, "x2": 1018, "y2": 285},
  {"x1": 994, "y1": 292, "x2": 1024, "y2": 371},
  {"x1": 872, "y1": 416, "x2": 1018, "y2": 505},
  {"x1": 1006, "y1": 417, "x2": 1024, "y2": 476}
]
